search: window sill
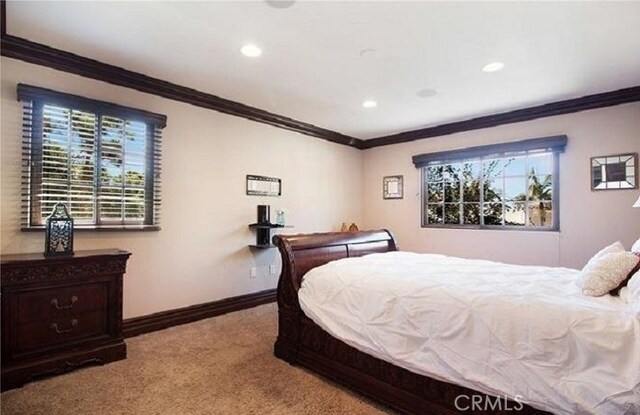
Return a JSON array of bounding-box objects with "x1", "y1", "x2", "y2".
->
[
  {"x1": 422, "y1": 224, "x2": 559, "y2": 232},
  {"x1": 21, "y1": 225, "x2": 160, "y2": 232}
]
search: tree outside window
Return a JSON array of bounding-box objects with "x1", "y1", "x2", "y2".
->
[{"x1": 423, "y1": 150, "x2": 556, "y2": 230}]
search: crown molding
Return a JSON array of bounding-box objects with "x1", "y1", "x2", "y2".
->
[
  {"x1": 0, "y1": 0, "x2": 5, "y2": 38},
  {"x1": 0, "y1": 0, "x2": 361, "y2": 148},
  {"x1": 1, "y1": 1, "x2": 639, "y2": 151},
  {"x1": 0, "y1": 34, "x2": 361, "y2": 148},
  {"x1": 360, "y1": 86, "x2": 640, "y2": 149}
]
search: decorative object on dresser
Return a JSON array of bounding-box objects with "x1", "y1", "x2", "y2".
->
[
  {"x1": 348, "y1": 223, "x2": 359, "y2": 231},
  {"x1": 591, "y1": 153, "x2": 638, "y2": 190},
  {"x1": 383, "y1": 175, "x2": 403, "y2": 199},
  {"x1": 1, "y1": 249, "x2": 131, "y2": 391},
  {"x1": 44, "y1": 202, "x2": 74, "y2": 257}
]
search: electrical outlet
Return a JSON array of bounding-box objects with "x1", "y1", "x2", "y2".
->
[
  {"x1": 269, "y1": 265, "x2": 276, "y2": 275},
  {"x1": 250, "y1": 267, "x2": 257, "y2": 278}
]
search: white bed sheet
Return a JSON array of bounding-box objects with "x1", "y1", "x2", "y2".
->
[{"x1": 298, "y1": 252, "x2": 640, "y2": 414}]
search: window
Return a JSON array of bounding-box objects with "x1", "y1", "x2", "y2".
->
[
  {"x1": 413, "y1": 136, "x2": 567, "y2": 231},
  {"x1": 19, "y1": 84, "x2": 166, "y2": 230}
]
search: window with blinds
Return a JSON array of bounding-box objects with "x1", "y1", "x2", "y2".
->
[{"x1": 19, "y1": 84, "x2": 166, "y2": 230}]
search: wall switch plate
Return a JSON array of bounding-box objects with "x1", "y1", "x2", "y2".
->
[
  {"x1": 250, "y1": 267, "x2": 257, "y2": 278},
  {"x1": 269, "y1": 265, "x2": 276, "y2": 275}
]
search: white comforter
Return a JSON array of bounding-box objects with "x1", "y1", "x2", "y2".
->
[{"x1": 298, "y1": 252, "x2": 640, "y2": 415}]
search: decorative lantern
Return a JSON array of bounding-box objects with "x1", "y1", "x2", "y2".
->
[{"x1": 44, "y1": 202, "x2": 74, "y2": 257}]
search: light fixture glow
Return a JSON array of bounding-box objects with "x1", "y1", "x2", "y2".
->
[
  {"x1": 359, "y1": 48, "x2": 376, "y2": 58},
  {"x1": 417, "y1": 88, "x2": 438, "y2": 98},
  {"x1": 482, "y1": 62, "x2": 505, "y2": 73},
  {"x1": 241, "y1": 44, "x2": 262, "y2": 57},
  {"x1": 362, "y1": 100, "x2": 378, "y2": 108},
  {"x1": 265, "y1": 0, "x2": 296, "y2": 9},
  {"x1": 633, "y1": 195, "x2": 640, "y2": 208}
]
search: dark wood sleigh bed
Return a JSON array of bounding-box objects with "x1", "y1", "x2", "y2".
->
[{"x1": 273, "y1": 230, "x2": 548, "y2": 415}]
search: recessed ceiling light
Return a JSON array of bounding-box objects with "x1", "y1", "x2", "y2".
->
[
  {"x1": 265, "y1": 0, "x2": 296, "y2": 9},
  {"x1": 417, "y1": 88, "x2": 438, "y2": 98},
  {"x1": 241, "y1": 44, "x2": 262, "y2": 58},
  {"x1": 482, "y1": 62, "x2": 505, "y2": 73},
  {"x1": 362, "y1": 100, "x2": 378, "y2": 109},
  {"x1": 359, "y1": 48, "x2": 376, "y2": 58}
]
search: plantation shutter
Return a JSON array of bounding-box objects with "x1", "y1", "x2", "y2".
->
[{"x1": 19, "y1": 84, "x2": 166, "y2": 230}]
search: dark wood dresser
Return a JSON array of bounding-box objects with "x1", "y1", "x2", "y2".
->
[{"x1": 1, "y1": 249, "x2": 131, "y2": 391}]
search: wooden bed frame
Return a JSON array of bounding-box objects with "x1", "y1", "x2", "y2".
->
[{"x1": 273, "y1": 230, "x2": 548, "y2": 415}]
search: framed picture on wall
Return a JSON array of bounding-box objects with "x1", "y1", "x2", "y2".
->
[
  {"x1": 383, "y1": 175, "x2": 403, "y2": 199},
  {"x1": 246, "y1": 175, "x2": 282, "y2": 196},
  {"x1": 590, "y1": 153, "x2": 638, "y2": 191}
]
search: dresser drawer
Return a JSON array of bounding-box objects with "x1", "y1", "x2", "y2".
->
[
  {"x1": 16, "y1": 282, "x2": 108, "y2": 323},
  {"x1": 16, "y1": 310, "x2": 107, "y2": 352}
]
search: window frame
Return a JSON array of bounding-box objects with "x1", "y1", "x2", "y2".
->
[
  {"x1": 18, "y1": 84, "x2": 166, "y2": 231},
  {"x1": 414, "y1": 136, "x2": 566, "y2": 232}
]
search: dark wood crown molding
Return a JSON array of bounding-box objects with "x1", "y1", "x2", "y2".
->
[
  {"x1": 0, "y1": 12, "x2": 360, "y2": 148},
  {"x1": 361, "y1": 86, "x2": 640, "y2": 149},
  {"x1": 0, "y1": 0, "x2": 6, "y2": 38},
  {"x1": 1, "y1": 1, "x2": 639, "y2": 151}
]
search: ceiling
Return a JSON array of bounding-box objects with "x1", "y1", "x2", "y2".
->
[{"x1": 7, "y1": 1, "x2": 640, "y2": 140}]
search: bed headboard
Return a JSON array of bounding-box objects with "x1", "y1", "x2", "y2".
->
[{"x1": 273, "y1": 230, "x2": 398, "y2": 310}]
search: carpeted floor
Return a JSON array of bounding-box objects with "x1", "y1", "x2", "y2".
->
[{"x1": 1, "y1": 303, "x2": 393, "y2": 415}]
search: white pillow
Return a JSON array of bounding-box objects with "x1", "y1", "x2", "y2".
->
[
  {"x1": 631, "y1": 238, "x2": 640, "y2": 254},
  {"x1": 580, "y1": 241, "x2": 625, "y2": 272},
  {"x1": 579, "y1": 251, "x2": 640, "y2": 297},
  {"x1": 587, "y1": 241, "x2": 625, "y2": 263}
]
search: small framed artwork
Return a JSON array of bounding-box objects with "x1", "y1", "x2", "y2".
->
[
  {"x1": 590, "y1": 153, "x2": 638, "y2": 191},
  {"x1": 383, "y1": 175, "x2": 403, "y2": 199},
  {"x1": 246, "y1": 175, "x2": 282, "y2": 196}
]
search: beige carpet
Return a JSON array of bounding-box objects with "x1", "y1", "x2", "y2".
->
[{"x1": 1, "y1": 303, "x2": 393, "y2": 415}]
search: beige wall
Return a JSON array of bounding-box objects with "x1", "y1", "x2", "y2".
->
[
  {"x1": 363, "y1": 102, "x2": 640, "y2": 269},
  {"x1": 0, "y1": 58, "x2": 363, "y2": 318},
  {"x1": 2, "y1": 57, "x2": 639, "y2": 319}
]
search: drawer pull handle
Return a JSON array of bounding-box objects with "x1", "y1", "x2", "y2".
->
[
  {"x1": 51, "y1": 296, "x2": 78, "y2": 310},
  {"x1": 50, "y1": 319, "x2": 78, "y2": 334}
]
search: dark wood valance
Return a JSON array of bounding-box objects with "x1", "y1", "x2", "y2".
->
[
  {"x1": 17, "y1": 83, "x2": 167, "y2": 128},
  {"x1": 412, "y1": 135, "x2": 568, "y2": 168}
]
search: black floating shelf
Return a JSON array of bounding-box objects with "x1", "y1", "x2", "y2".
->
[
  {"x1": 248, "y1": 223, "x2": 294, "y2": 249},
  {"x1": 248, "y1": 223, "x2": 293, "y2": 229},
  {"x1": 249, "y1": 244, "x2": 276, "y2": 249}
]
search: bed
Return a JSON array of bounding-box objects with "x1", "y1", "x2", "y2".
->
[{"x1": 272, "y1": 230, "x2": 639, "y2": 415}]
